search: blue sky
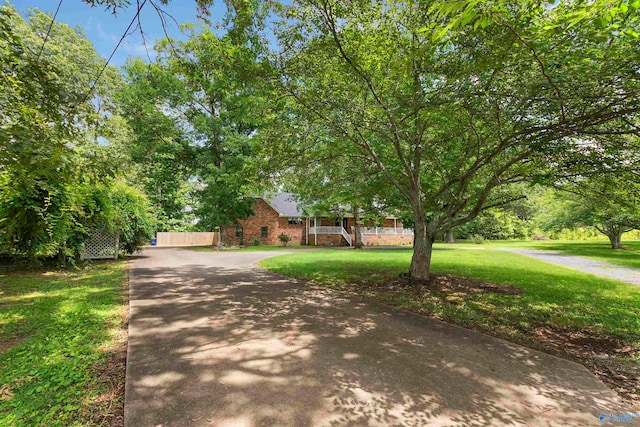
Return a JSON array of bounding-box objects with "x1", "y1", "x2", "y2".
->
[{"x1": 12, "y1": 0, "x2": 229, "y2": 67}]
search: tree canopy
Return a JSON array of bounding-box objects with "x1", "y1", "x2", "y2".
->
[
  {"x1": 261, "y1": 0, "x2": 640, "y2": 280},
  {"x1": 0, "y1": 4, "x2": 153, "y2": 262}
]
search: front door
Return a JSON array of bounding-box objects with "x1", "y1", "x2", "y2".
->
[{"x1": 342, "y1": 218, "x2": 348, "y2": 231}]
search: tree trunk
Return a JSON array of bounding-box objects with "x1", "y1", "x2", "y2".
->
[
  {"x1": 409, "y1": 214, "x2": 434, "y2": 283},
  {"x1": 444, "y1": 229, "x2": 455, "y2": 244},
  {"x1": 56, "y1": 248, "x2": 66, "y2": 267},
  {"x1": 218, "y1": 224, "x2": 227, "y2": 247},
  {"x1": 608, "y1": 231, "x2": 623, "y2": 249},
  {"x1": 353, "y1": 206, "x2": 364, "y2": 249}
]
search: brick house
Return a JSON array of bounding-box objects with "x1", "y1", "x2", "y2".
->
[{"x1": 225, "y1": 193, "x2": 413, "y2": 247}]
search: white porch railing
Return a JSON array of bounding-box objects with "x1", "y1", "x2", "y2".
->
[
  {"x1": 360, "y1": 227, "x2": 414, "y2": 235},
  {"x1": 309, "y1": 226, "x2": 344, "y2": 234},
  {"x1": 341, "y1": 228, "x2": 352, "y2": 246},
  {"x1": 309, "y1": 226, "x2": 352, "y2": 246}
]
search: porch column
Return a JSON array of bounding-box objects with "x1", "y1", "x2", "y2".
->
[
  {"x1": 314, "y1": 217, "x2": 317, "y2": 246},
  {"x1": 394, "y1": 218, "x2": 397, "y2": 234}
]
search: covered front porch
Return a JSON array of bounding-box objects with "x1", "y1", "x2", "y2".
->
[{"x1": 306, "y1": 217, "x2": 413, "y2": 247}]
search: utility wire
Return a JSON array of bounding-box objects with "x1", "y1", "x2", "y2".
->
[
  {"x1": 78, "y1": 0, "x2": 148, "y2": 106},
  {"x1": 36, "y1": 0, "x2": 64, "y2": 60}
]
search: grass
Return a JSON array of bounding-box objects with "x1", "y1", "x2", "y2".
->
[
  {"x1": 189, "y1": 244, "x2": 309, "y2": 252},
  {"x1": 260, "y1": 248, "x2": 640, "y2": 339},
  {"x1": 439, "y1": 239, "x2": 640, "y2": 270},
  {"x1": 0, "y1": 261, "x2": 129, "y2": 427}
]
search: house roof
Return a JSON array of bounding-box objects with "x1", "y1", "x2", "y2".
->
[{"x1": 261, "y1": 192, "x2": 305, "y2": 217}]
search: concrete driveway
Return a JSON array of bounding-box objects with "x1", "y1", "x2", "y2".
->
[{"x1": 124, "y1": 248, "x2": 630, "y2": 426}]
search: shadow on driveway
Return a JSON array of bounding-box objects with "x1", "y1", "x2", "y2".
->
[{"x1": 124, "y1": 248, "x2": 629, "y2": 426}]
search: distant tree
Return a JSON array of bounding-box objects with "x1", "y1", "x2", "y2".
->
[
  {"x1": 122, "y1": 25, "x2": 270, "y2": 244},
  {"x1": 556, "y1": 175, "x2": 640, "y2": 249}
]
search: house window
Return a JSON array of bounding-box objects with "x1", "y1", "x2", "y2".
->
[
  {"x1": 235, "y1": 225, "x2": 243, "y2": 238},
  {"x1": 288, "y1": 218, "x2": 302, "y2": 225},
  {"x1": 261, "y1": 226, "x2": 268, "y2": 237}
]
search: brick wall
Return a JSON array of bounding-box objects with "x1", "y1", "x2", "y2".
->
[
  {"x1": 364, "y1": 234, "x2": 413, "y2": 246},
  {"x1": 225, "y1": 198, "x2": 306, "y2": 246},
  {"x1": 314, "y1": 234, "x2": 348, "y2": 247}
]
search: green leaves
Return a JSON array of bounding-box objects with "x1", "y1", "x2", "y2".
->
[
  {"x1": 120, "y1": 26, "x2": 270, "y2": 236},
  {"x1": 270, "y1": 0, "x2": 640, "y2": 278},
  {"x1": 0, "y1": 4, "x2": 150, "y2": 261}
]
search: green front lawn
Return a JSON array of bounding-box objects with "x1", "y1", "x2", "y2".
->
[
  {"x1": 0, "y1": 261, "x2": 129, "y2": 426},
  {"x1": 260, "y1": 248, "x2": 640, "y2": 339},
  {"x1": 437, "y1": 239, "x2": 640, "y2": 270}
]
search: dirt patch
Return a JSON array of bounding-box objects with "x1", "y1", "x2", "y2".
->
[
  {"x1": 352, "y1": 273, "x2": 522, "y2": 296},
  {"x1": 528, "y1": 323, "x2": 634, "y2": 358},
  {"x1": 525, "y1": 323, "x2": 639, "y2": 404},
  {"x1": 430, "y1": 273, "x2": 522, "y2": 295},
  {"x1": 0, "y1": 337, "x2": 26, "y2": 355},
  {"x1": 82, "y1": 341, "x2": 127, "y2": 427}
]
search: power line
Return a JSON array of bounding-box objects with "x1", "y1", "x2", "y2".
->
[
  {"x1": 36, "y1": 0, "x2": 64, "y2": 60},
  {"x1": 78, "y1": 0, "x2": 148, "y2": 106}
]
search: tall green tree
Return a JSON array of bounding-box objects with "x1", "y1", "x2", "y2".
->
[
  {"x1": 0, "y1": 4, "x2": 127, "y2": 260},
  {"x1": 119, "y1": 59, "x2": 196, "y2": 231},
  {"x1": 166, "y1": 27, "x2": 270, "y2": 245},
  {"x1": 269, "y1": 0, "x2": 640, "y2": 281},
  {"x1": 122, "y1": 26, "x2": 270, "y2": 243},
  {"x1": 555, "y1": 175, "x2": 640, "y2": 249}
]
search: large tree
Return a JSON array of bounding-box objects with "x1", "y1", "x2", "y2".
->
[
  {"x1": 119, "y1": 59, "x2": 197, "y2": 231},
  {"x1": 268, "y1": 0, "x2": 640, "y2": 281},
  {"x1": 122, "y1": 25, "x2": 270, "y2": 243},
  {"x1": 0, "y1": 4, "x2": 130, "y2": 260},
  {"x1": 556, "y1": 174, "x2": 640, "y2": 249}
]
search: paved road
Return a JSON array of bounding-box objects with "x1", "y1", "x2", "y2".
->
[
  {"x1": 506, "y1": 249, "x2": 640, "y2": 286},
  {"x1": 124, "y1": 248, "x2": 630, "y2": 426}
]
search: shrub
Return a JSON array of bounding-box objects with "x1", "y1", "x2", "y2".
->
[
  {"x1": 532, "y1": 234, "x2": 549, "y2": 241},
  {"x1": 252, "y1": 238, "x2": 261, "y2": 246},
  {"x1": 471, "y1": 234, "x2": 485, "y2": 244},
  {"x1": 108, "y1": 183, "x2": 155, "y2": 255},
  {"x1": 278, "y1": 233, "x2": 291, "y2": 247}
]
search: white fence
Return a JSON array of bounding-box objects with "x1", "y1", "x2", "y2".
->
[
  {"x1": 81, "y1": 228, "x2": 119, "y2": 260},
  {"x1": 156, "y1": 232, "x2": 219, "y2": 247},
  {"x1": 360, "y1": 227, "x2": 414, "y2": 235}
]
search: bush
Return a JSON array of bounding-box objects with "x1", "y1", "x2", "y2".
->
[
  {"x1": 278, "y1": 233, "x2": 291, "y2": 247},
  {"x1": 108, "y1": 183, "x2": 155, "y2": 254},
  {"x1": 456, "y1": 210, "x2": 531, "y2": 240},
  {"x1": 471, "y1": 234, "x2": 485, "y2": 244},
  {"x1": 252, "y1": 238, "x2": 261, "y2": 246}
]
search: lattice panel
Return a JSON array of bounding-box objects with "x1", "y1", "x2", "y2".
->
[{"x1": 82, "y1": 228, "x2": 119, "y2": 260}]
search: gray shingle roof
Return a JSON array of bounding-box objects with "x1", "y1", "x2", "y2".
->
[{"x1": 261, "y1": 192, "x2": 305, "y2": 217}]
